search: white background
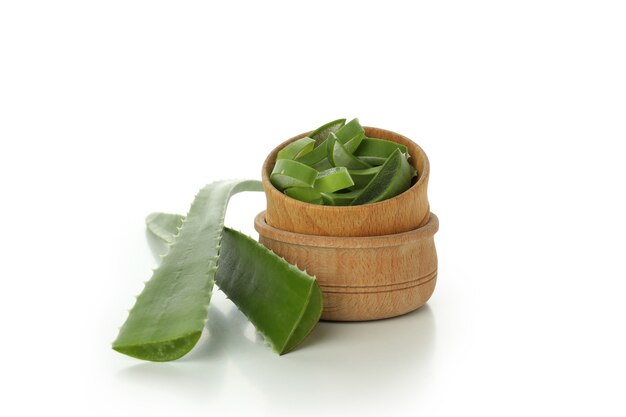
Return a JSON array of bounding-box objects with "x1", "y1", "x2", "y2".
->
[{"x1": 1, "y1": 1, "x2": 625, "y2": 415}]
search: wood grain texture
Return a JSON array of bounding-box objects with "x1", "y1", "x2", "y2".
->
[
  {"x1": 255, "y1": 212, "x2": 439, "y2": 321},
  {"x1": 262, "y1": 127, "x2": 430, "y2": 237}
]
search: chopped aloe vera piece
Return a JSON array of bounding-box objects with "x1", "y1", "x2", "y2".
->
[
  {"x1": 334, "y1": 118, "x2": 365, "y2": 150},
  {"x1": 145, "y1": 213, "x2": 323, "y2": 354},
  {"x1": 354, "y1": 137, "x2": 408, "y2": 158},
  {"x1": 351, "y1": 149, "x2": 416, "y2": 205},
  {"x1": 348, "y1": 165, "x2": 382, "y2": 188},
  {"x1": 296, "y1": 140, "x2": 328, "y2": 166},
  {"x1": 314, "y1": 167, "x2": 355, "y2": 193},
  {"x1": 285, "y1": 186, "x2": 323, "y2": 204},
  {"x1": 277, "y1": 137, "x2": 315, "y2": 160},
  {"x1": 309, "y1": 118, "x2": 346, "y2": 145},
  {"x1": 332, "y1": 139, "x2": 372, "y2": 169},
  {"x1": 321, "y1": 189, "x2": 362, "y2": 206},
  {"x1": 113, "y1": 180, "x2": 263, "y2": 362},
  {"x1": 270, "y1": 159, "x2": 318, "y2": 190}
]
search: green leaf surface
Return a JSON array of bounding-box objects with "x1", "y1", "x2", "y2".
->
[
  {"x1": 351, "y1": 149, "x2": 416, "y2": 205},
  {"x1": 320, "y1": 189, "x2": 362, "y2": 206},
  {"x1": 145, "y1": 213, "x2": 323, "y2": 355},
  {"x1": 270, "y1": 159, "x2": 318, "y2": 190},
  {"x1": 332, "y1": 140, "x2": 372, "y2": 169},
  {"x1": 314, "y1": 167, "x2": 355, "y2": 193},
  {"x1": 284, "y1": 187, "x2": 323, "y2": 204},
  {"x1": 348, "y1": 166, "x2": 382, "y2": 188},
  {"x1": 354, "y1": 137, "x2": 408, "y2": 159},
  {"x1": 334, "y1": 118, "x2": 365, "y2": 150},
  {"x1": 308, "y1": 118, "x2": 346, "y2": 145},
  {"x1": 296, "y1": 140, "x2": 328, "y2": 166},
  {"x1": 112, "y1": 180, "x2": 263, "y2": 361},
  {"x1": 277, "y1": 137, "x2": 315, "y2": 160}
]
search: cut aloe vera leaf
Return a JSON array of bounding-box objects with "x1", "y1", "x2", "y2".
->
[
  {"x1": 309, "y1": 118, "x2": 346, "y2": 145},
  {"x1": 312, "y1": 158, "x2": 333, "y2": 172},
  {"x1": 270, "y1": 159, "x2": 318, "y2": 190},
  {"x1": 314, "y1": 167, "x2": 355, "y2": 193},
  {"x1": 332, "y1": 139, "x2": 372, "y2": 169},
  {"x1": 113, "y1": 180, "x2": 263, "y2": 362},
  {"x1": 277, "y1": 137, "x2": 315, "y2": 160},
  {"x1": 348, "y1": 166, "x2": 382, "y2": 188},
  {"x1": 146, "y1": 213, "x2": 323, "y2": 354},
  {"x1": 326, "y1": 133, "x2": 338, "y2": 166},
  {"x1": 284, "y1": 187, "x2": 323, "y2": 204},
  {"x1": 296, "y1": 140, "x2": 328, "y2": 166},
  {"x1": 321, "y1": 189, "x2": 362, "y2": 206},
  {"x1": 351, "y1": 149, "x2": 416, "y2": 205},
  {"x1": 334, "y1": 118, "x2": 365, "y2": 147},
  {"x1": 354, "y1": 137, "x2": 408, "y2": 159}
]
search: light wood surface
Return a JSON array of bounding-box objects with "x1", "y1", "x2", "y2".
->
[
  {"x1": 262, "y1": 127, "x2": 431, "y2": 237},
  {"x1": 255, "y1": 211, "x2": 439, "y2": 321}
]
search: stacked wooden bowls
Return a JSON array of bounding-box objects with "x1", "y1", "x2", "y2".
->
[{"x1": 255, "y1": 127, "x2": 438, "y2": 321}]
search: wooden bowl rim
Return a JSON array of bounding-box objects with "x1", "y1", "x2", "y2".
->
[
  {"x1": 261, "y1": 126, "x2": 430, "y2": 211},
  {"x1": 255, "y1": 211, "x2": 439, "y2": 249}
]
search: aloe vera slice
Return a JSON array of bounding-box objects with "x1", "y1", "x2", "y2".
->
[
  {"x1": 284, "y1": 187, "x2": 323, "y2": 204},
  {"x1": 113, "y1": 180, "x2": 263, "y2": 361},
  {"x1": 296, "y1": 140, "x2": 328, "y2": 166},
  {"x1": 270, "y1": 159, "x2": 318, "y2": 190},
  {"x1": 308, "y1": 118, "x2": 346, "y2": 145},
  {"x1": 351, "y1": 149, "x2": 416, "y2": 205},
  {"x1": 332, "y1": 139, "x2": 372, "y2": 169},
  {"x1": 357, "y1": 156, "x2": 388, "y2": 166},
  {"x1": 354, "y1": 137, "x2": 408, "y2": 159},
  {"x1": 348, "y1": 166, "x2": 382, "y2": 188},
  {"x1": 277, "y1": 137, "x2": 315, "y2": 160},
  {"x1": 320, "y1": 189, "x2": 362, "y2": 206},
  {"x1": 314, "y1": 167, "x2": 355, "y2": 193},
  {"x1": 145, "y1": 213, "x2": 323, "y2": 354},
  {"x1": 334, "y1": 118, "x2": 365, "y2": 149}
]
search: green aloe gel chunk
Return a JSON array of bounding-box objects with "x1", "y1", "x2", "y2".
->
[
  {"x1": 309, "y1": 118, "x2": 346, "y2": 145},
  {"x1": 314, "y1": 167, "x2": 355, "y2": 193},
  {"x1": 270, "y1": 159, "x2": 318, "y2": 190},
  {"x1": 284, "y1": 187, "x2": 323, "y2": 204},
  {"x1": 113, "y1": 180, "x2": 263, "y2": 361},
  {"x1": 335, "y1": 118, "x2": 365, "y2": 153},
  {"x1": 351, "y1": 149, "x2": 416, "y2": 205},
  {"x1": 354, "y1": 137, "x2": 408, "y2": 159},
  {"x1": 145, "y1": 213, "x2": 323, "y2": 355},
  {"x1": 277, "y1": 137, "x2": 315, "y2": 160}
]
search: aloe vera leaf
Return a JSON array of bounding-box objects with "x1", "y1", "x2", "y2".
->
[
  {"x1": 309, "y1": 118, "x2": 346, "y2": 145},
  {"x1": 284, "y1": 187, "x2": 323, "y2": 204},
  {"x1": 277, "y1": 137, "x2": 315, "y2": 160},
  {"x1": 320, "y1": 189, "x2": 362, "y2": 206},
  {"x1": 354, "y1": 137, "x2": 408, "y2": 158},
  {"x1": 112, "y1": 180, "x2": 263, "y2": 361},
  {"x1": 332, "y1": 139, "x2": 372, "y2": 169},
  {"x1": 351, "y1": 149, "x2": 416, "y2": 205},
  {"x1": 270, "y1": 159, "x2": 318, "y2": 190},
  {"x1": 334, "y1": 118, "x2": 365, "y2": 148},
  {"x1": 348, "y1": 165, "x2": 382, "y2": 188},
  {"x1": 146, "y1": 213, "x2": 324, "y2": 354},
  {"x1": 296, "y1": 140, "x2": 328, "y2": 166},
  {"x1": 313, "y1": 167, "x2": 354, "y2": 193}
]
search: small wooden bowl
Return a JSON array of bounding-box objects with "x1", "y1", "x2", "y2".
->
[
  {"x1": 255, "y1": 212, "x2": 439, "y2": 321},
  {"x1": 262, "y1": 127, "x2": 430, "y2": 237}
]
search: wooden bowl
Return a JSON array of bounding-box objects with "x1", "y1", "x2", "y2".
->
[
  {"x1": 262, "y1": 127, "x2": 430, "y2": 237},
  {"x1": 255, "y1": 211, "x2": 439, "y2": 321}
]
